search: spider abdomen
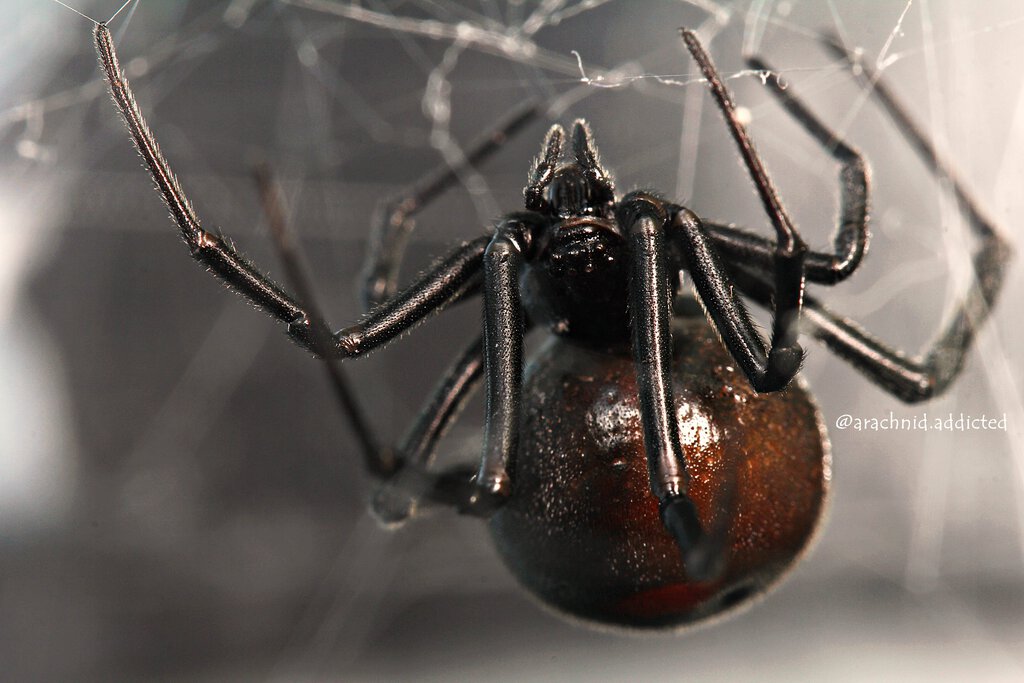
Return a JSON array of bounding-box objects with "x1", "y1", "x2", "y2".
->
[{"x1": 489, "y1": 315, "x2": 830, "y2": 629}]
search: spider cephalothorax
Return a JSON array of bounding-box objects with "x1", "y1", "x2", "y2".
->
[
  {"x1": 527, "y1": 119, "x2": 616, "y2": 216},
  {"x1": 516, "y1": 121, "x2": 638, "y2": 342},
  {"x1": 95, "y1": 19, "x2": 1009, "y2": 630}
]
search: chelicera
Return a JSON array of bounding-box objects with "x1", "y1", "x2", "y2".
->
[{"x1": 94, "y1": 21, "x2": 1010, "y2": 629}]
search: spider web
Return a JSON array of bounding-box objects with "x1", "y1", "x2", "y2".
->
[{"x1": 4, "y1": 0, "x2": 1024, "y2": 679}]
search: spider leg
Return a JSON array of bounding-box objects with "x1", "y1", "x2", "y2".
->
[
  {"x1": 705, "y1": 221, "x2": 863, "y2": 284},
  {"x1": 254, "y1": 165, "x2": 392, "y2": 475},
  {"x1": 377, "y1": 216, "x2": 537, "y2": 519},
  {"x1": 96, "y1": 24, "x2": 305, "y2": 327},
  {"x1": 258, "y1": 166, "x2": 503, "y2": 522},
  {"x1": 99, "y1": 23, "x2": 538, "y2": 521},
  {"x1": 325, "y1": 238, "x2": 487, "y2": 359},
  {"x1": 701, "y1": 54, "x2": 869, "y2": 284},
  {"x1": 820, "y1": 32, "x2": 1010, "y2": 263},
  {"x1": 369, "y1": 335, "x2": 483, "y2": 522},
  {"x1": 727, "y1": 34, "x2": 1012, "y2": 403},
  {"x1": 469, "y1": 222, "x2": 528, "y2": 514},
  {"x1": 259, "y1": 163, "x2": 523, "y2": 521},
  {"x1": 658, "y1": 200, "x2": 802, "y2": 392},
  {"x1": 361, "y1": 103, "x2": 541, "y2": 309},
  {"x1": 680, "y1": 29, "x2": 805, "y2": 388},
  {"x1": 731, "y1": 261, "x2": 1006, "y2": 402},
  {"x1": 96, "y1": 23, "x2": 490, "y2": 363},
  {"x1": 622, "y1": 194, "x2": 721, "y2": 580}
]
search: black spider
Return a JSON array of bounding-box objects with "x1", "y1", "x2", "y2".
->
[{"x1": 94, "y1": 23, "x2": 1010, "y2": 629}]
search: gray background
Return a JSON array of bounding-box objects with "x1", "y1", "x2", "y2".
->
[{"x1": 2, "y1": 0, "x2": 1023, "y2": 680}]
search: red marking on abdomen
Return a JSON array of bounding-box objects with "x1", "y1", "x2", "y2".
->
[{"x1": 615, "y1": 582, "x2": 718, "y2": 621}]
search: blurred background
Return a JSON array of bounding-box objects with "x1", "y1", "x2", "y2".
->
[{"x1": 2, "y1": 0, "x2": 1023, "y2": 680}]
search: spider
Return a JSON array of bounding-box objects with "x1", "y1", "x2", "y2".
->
[{"x1": 94, "y1": 22, "x2": 1010, "y2": 630}]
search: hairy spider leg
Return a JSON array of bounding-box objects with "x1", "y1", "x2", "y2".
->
[
  {"x1": 704, "y1": 55, "x2": 870, "y2": 285},
  {"x1": 370, "y1": 336, "x2": 484, "y2": 523},
  {"x1": 661, "y1": 203, "x2": 786, "y2": 395},
  {"x1": 96, "y1": 22, "x2": 495, "y2": 490},
  {"x1": 96, "y1": 23, "x2": 395, "y2": 474},
  {"x1": 474, "y1": 222, "x2": 528, "y2": 510},
  {"x1": 730, "y1": 248, "x2": 1007, "y2": 402},
  {"x1": 680, "y1": 29, "x2": 805, "y2": 391},
  {"x1": 98, "y1": 20, "x2": 567, "y2": 523},
  {"x1": 358, "y1": 102, "x2": 571, "y2": 517},
  {"x1": 350, "y1": 216, "x2": 545, "y2": 521},
  {"x1": 728, "y1": 36, "x2": 1012, "y2": 402},
  {"x1": 620, "y1": 195, "x2": 718, "y2": 578},
  {"x1": 615, "y1": 189, "x2": 823, "y2": 579},
  {"x1": 362, "y1": 103, "x2": 541, "y2": 310},
  {"x1": 256, "y1": 166, "x2": 508, "y2": 520}
]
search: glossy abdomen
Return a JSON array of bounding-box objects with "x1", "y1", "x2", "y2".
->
[{"x1": 489, "y1": 316, "x2": 830, "y2": 629}]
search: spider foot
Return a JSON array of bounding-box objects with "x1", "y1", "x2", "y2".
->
[
  {"x1": 660, "y1": 495, "x2": 725, "y2": 582},
  {"x1": 371, "y1": 463, "x2": 508, "y2": 523},
  {"x1": 421, "y1": 466, "x2": 508, "y2": 517},
  {"x1": 762, "y1": 343, "x2": 804, "y2": 391},
  {"x1": 370, "y1": 484, "x2": 417, "y2": 527}
]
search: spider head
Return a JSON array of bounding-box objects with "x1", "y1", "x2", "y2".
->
[
  {"x1": 524, "y1": 121, "x2": 623, "y2": 280},
  {"x1": 525, "y1": 120, "x2": 615, "y2": 219}
]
